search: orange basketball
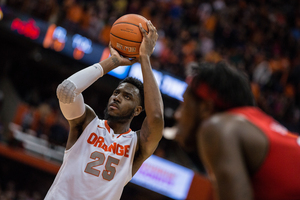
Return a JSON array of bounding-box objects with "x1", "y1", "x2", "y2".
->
[{"x1": 110, "y1": 14, "x2": 149, "y2": 58}]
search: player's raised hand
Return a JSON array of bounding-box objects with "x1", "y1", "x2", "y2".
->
[
  {"x1": 109, "y1": 42, "x2": 137, "y2": 66},
  {"x1": 139, "y1": 20, "x2": 158, "y2": 58}
]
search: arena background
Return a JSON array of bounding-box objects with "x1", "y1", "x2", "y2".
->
[{"x1": 0, "y1": 0, "x2": 300, "y2": 199}]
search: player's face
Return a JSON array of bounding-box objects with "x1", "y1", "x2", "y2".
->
[
  {"x1": 175, "y1": 87, "x2": 200, "y2": 152},
  {"x1": 106, "y1": 83, "x2": 141, "y2": 122}
]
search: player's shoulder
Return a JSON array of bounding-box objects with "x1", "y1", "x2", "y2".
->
[
  {"x1": 200, "y1": 112, "x2": 250, "y2": 140},
  {"x1": 198, "y1": 113, "x2": 255, "y2": 157},
  {"x1": 203, "y1": 112, "x2": 248, "y2": 129}
]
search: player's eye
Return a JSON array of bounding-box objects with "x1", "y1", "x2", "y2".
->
[
  {"x1": 113, "y1": 91, "x2": 119, "y2": 95},
  {"x1": 124, "y1": 95, "x2": 130, "y2": 100}
]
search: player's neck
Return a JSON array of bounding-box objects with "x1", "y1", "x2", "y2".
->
[{"x1": 107, "y1": 120, "x2": 131, "y2": 135}]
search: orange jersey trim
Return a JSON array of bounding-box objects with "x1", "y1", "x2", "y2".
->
[
  {"x1": 104, "y1": 120, "x2": 111, "y2": 133},
  {"x1": 117, "y1": 129, "x2": 132, "y2": 138},
  {"x1": 104, "y1": 120, "x2": 132, "y2": 137}
]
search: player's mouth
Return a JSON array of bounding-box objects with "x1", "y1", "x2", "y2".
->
[{"x1": 109, "y1": 102, "x2": 119, "y2": 110}]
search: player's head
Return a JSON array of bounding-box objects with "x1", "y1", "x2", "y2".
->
[
  {"x1": 104, "y1": 77, "x2": 144, "y2": 123},
  {"x1": 175, "y1": 61, "x2": 254, "y2": 151},
  {"x1": 189, "y1": 61, "x2": 254, "y2": 110}
]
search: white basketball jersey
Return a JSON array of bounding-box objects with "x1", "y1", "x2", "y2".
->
[{"x1": 45, "y1": 117, "x2": 138, "y2": 200}]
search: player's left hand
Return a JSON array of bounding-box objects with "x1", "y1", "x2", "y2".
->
[
  {"x1": 139, "y1": 20, "x2": 158, "y2": 58},
  {"x1": 109, "y1": 42, "x2": 138, "y2": 66}
]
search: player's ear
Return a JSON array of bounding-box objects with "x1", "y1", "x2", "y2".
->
[{"x1": 134, "y1": 106, "x2": 143, "y2": 116}]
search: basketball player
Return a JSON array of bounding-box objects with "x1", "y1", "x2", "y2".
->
[
  {"x1": 45, "y1": 21, "x2": 164, "y2": 200},
  {"x1": 175, "y1": 61, "x2": 300, "y2": 200}
]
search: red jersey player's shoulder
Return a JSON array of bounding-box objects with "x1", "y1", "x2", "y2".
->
[
  {"x1": 199, "y1": 112, "x2": 268, "y2": 174},
  {"x1": 198, "y1": 113, "x2": 247, "y2": 154},
  {"x1": 200, "y1": 113, "x2": 249, "y2": 138},
  {"x1": 197, "y1": 113, "x2": 252, "y2": 176},
  {"x1": 198, "y1": 112, "x2": 264, "y2": 153},
  {"x1": 199, "y1": 112, "x2": 267, "y2": 145}
]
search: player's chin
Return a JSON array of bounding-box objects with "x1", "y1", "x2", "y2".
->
[{"x1": 107, "y1": 109, "x2": 119, "y2": 115}]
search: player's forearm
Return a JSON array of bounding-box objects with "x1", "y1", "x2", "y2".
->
[
  {"x1": 140, "y1": 55, "x2": 164, "y2": 124},
  {"x1": 58, "y1": 56, "x2": 119, "y2": 100},
  {"x1": 56, "y1": 56, "x2": 120, "y2": 119},
  {"x1": 56, "y1": 62, "x2": 102, "y2": 120},
  {"x1": 68, "y1": 56, "x2": 119, "y2": 94}
]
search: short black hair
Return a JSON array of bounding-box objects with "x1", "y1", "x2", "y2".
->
[
  {"x1": 191, "y1": 61, "x2": 255, "y2": 111},
  {"x1": 119, "y1": 77, "x2": 144, "y2": 109}
]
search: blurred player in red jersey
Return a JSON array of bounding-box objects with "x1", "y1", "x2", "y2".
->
[{"x1": 175, "y1": 61, "x2": 300, "y2": 200}]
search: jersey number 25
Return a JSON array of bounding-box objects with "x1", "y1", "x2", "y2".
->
[{"x1": 84, "y1": 151, "x2": 120, "y2": 181}]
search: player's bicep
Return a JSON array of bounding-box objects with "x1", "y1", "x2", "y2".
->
[
  {"x1": 198, "y1": 121, "x2": 253, "y2": 200},
  {"x1": 68, "y1": 105, "x2": 96, "y2": 128},
  {"x1": 59, "y1": 93, "x2": 85, "y2": 120}
]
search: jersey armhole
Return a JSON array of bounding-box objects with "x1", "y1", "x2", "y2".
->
[
  {"x1": 64, "y1": 116, "x2": 98, "y2": 154},
  {"x1": 128, "y1": 131, "x2": 138, "y2": 181}
]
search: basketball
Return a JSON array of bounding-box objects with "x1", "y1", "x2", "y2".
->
[{"x1": 110, "y1": 14, "x2": 149, "y2": 58}]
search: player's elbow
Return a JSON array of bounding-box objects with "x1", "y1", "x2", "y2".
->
[
  {"x1": 152, "y1": 106, "x2": 164, "y2": 121},
  {"x1": 56, "y1": 80, "x2": 76, "y2": 104},
  {"x1": 151, "y1": 113, "x2": 164, "y2": 125}
]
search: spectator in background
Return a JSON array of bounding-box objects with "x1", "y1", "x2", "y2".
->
[
  {"x1": 48, "y1": 113, "x2": 69, "y2": 146},
  {"x1": 21, "y1": 106, "x2": 35, "y2": 133},
  {"x1": 0, "y1": 90, "x2": 3, "y2": 141},
  {"x1": 62, "y1": 0, "x2": 84, "y2": 33},
  {"x1": 0, "y1": 90, "x2": 3, "y2": 110},
  {"x1": 252, "y1": 52, "x2": 271, "y2": 87},
  {"x1": 0, "y1": 116, "x2": 3, "y2": 142}
]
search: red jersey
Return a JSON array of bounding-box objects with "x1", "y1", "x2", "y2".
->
[{"x1": 229, "y1": 107, "x2": 300, "y2": 200}]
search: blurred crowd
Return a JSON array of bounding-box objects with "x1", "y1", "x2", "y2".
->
[
  {"x1": 3, "y1": 0, "x2": 300, "y2": 133},
  {"x1": 0, "y1": 180, "x2": 42, "y2": 200},
  {"x1": 1, "y1": 0, "x2": 300, "y2": 198},
  {"x1": 1, "y1": 0, "x2": 300, "y2": 166},
  {"x1": 0, "y1": 90, "x2": 4, "y2": 142},
  {"x1": 0, "y1": 156, "x2": 57, "y2": 200}
]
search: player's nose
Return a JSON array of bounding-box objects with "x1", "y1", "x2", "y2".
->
[{"x1": 113, "y1": 94, "x2": 121, "y2": 103}]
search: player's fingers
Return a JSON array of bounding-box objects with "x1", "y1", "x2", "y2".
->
[
  {"x1": 150, "y1": 22, "x2": 158, "y2": 40},
  {"x1": 148, "y1": 21, "x2": 158, "y2": 41},
  {"x1": 129, "y1": 58, "x2": 138, "y2": 65},
  {"x1": 149, "y1": 21, "x2": 157, "y2": 32},
  {"x1": 148, "y1": 21, "x2": 155, "y2": 34},
  {"x1": 123, "y1": 57, "x2": 137, "y2": 65},
  {"x1": 139, "y1": 23, "x2": 147, "y2": 37},
  {"x1": 108, "y1": 42, "x2": 116, "y2": 54},
  {"x1": 154, "y1": 29, "x2": 158, "y2": 40}
]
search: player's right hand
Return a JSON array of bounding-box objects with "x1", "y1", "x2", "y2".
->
[{"x1": 139, "y1": 20, "x2": 158, "y2": 58}]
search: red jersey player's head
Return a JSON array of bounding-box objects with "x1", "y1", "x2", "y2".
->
[
  {"x1": 104, "y1": 77, "x2": 144, "y2": 123},
  {"x1": 175, "y1": 61, "x2": 255, "y2": 151}
]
